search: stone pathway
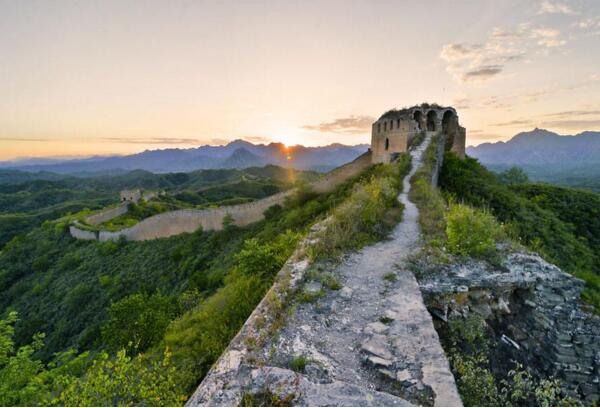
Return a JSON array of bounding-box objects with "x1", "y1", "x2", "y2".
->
[{"x1": 254, "y1": 133, "x2": 462, "y2": 406}]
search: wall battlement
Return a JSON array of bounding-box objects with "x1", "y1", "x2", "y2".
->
[{"x1": 84, "y1": 203, "x2": 129, "y2": 226}]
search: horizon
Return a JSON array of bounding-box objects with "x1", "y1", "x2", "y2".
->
[
  {"x1": 1, "y1": 127, "x2": 595, "y2": 163},
  {"x1": 1, "y1": 0, "x2": 600, "y2": 160}
]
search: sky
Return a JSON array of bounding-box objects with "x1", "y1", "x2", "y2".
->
[{"x1": 1, "y1": 0, "x2": 600, "y2": 160}]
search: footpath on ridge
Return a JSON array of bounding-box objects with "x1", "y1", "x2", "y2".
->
[{"x1": 189, "y1": 133, "x2": 462, "y2": 407}]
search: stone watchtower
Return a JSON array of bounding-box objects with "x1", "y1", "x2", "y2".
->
[
  {"x1": 371, "y1": 103, "x2": 466, "y2": 163},
  {"x1": 120, "y1": 189, "x2": 141, "y2": 203}
]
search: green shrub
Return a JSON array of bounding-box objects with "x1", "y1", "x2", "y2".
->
[
  {"x1": 57, "y1": 349, "x2": 185, "y2": 406},
  {"x1": 409, "y1": 131, "x2": 426, "y2": 149},
  {"x1": 241, "y1": 390, "x2": 295, "y2": 407},
  {"x1": 321, "y1": 273, "x2": 342, "y2": 290},
  {"x1": 409, "y1": 135, "x2": 446, "y2": 241},
  {"x1": 445, "y1": 203, "x2": 504, "y2": 259},
  {"x1": 309, "y1": 155, "x2": 410, "y2": 260},
  {"x1": 289, "y1": 355, "x2": 308, "y2": 373},
  {"x1": 164, "y1": 231, "x2": 300, "y2": 391},
  {"x1": 382, "y1": 272, "x2": 397, "y2": 282},
  {"x1": 101, "y1": 292, "x2": 180, "y2": 354},
  {"x1": 440, "y1": 152, "x2": 600, "y2": 312},
  {"x1": 445, "y1": 315, "x2": 580, "y2": 406}
]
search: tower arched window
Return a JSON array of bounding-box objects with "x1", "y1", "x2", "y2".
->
[
  {"x1": 397, "y1": 119, "x2": 401, "y2": 128},
  {"x1": 384, "y1": 122, "x2": 387, "y2": 131},
  {"x1": 378, "y1": 123, "x2": 381, "y2": 133},
  {"x1": 385, "y1": 138, "x2": 389, "y2": 151}
]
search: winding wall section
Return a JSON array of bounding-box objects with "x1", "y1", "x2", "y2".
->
[{"x1": 70, "y1": 152, "x2": 372, "y2": 242}]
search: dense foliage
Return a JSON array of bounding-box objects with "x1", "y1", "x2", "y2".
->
[
  {"x1": 445, "y1": 315, "x2": 579, "y2": 407},
  {"x1": 410, "y1": 142, "x2": 590, "y2": 405},
  {"x1": 0, "y1": 311, "x2": 185, "y2": 406},
  {"x1": 309, "y1": 154, "x2": 410, "y2": 260},
  {"x1": 440, "y1": 154, "x2": 598, "y2": 280},
  {"x1": 0, "y1": 160, "x2": 399, "y2": 405},
  {"x1": 0, "y1": 165, "x2": 318, "y2": 247},
  {"x1": 444, "y1": 203, "x2": 505, "y2": 260},
  {"x1": 486, "y1": 163, "x2": 600, "y2": 193},
  {"x1": 409, "y1": 134, "x2": 446, "y2": 242}
]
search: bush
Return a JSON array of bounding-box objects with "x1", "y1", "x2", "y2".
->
[
  {"x1": 164, "y1": 232, "x2": 300, "y2": 392},
  {"x1": 57, "y1": 349, "x2": 185, "y2": 406},
  {"x1": 409, "y1": 134, "x2": 446, "y2": 242},
  {"x1": 440, "y1": 152, "x2": 600, "y2": 312},
  {"x1": 445, "y1": 203, "x2": 504, "y2": 259},
  {"x1": 101, "y1": 292, "x2": 180, "y2": 354},
  {"x1": 289, "y1": 355, "x2": 308, "y2": 373},
  {"x1": 309, "y1": 155, "x2": 410, "y2": 260},
  {"x1": 445, "y1": 315, "x2": 580, "y2": 406}
]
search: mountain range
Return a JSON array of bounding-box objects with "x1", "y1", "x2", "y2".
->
[
  {"x1": 0, "y1": 140, "x2": 369, "y2": 175},
  {"x1": 467, "y1": 128, "x2": 600, "y2": 191},
  {"x1": 467, "y1": 129, "x2": 600, "y2": 166}
]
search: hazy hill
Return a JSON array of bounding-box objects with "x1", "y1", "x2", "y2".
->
[
  {"x1": 0, "y1": 140, "x2": 369, "y2": 174},
  {"x1": 0, "y1": 165, "x2": 319, "y2": 248},
  {"x1": 467, "y1": 129, "x2": 600, "y2": 165},
  {"x1": 467, "y1": 129, "x2": 600, "y2": 191}
]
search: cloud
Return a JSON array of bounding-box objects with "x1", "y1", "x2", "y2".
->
[
  {"x1": 468, "y1": 132, "x2": 505, "y2": 141},
  {"x1": 440, "y1": 23, "x2": 566, "y2": 84},
  {"x1": 539, "y1": 1, "x2": 576, "y2": 15},
  {"x1": 303, "y1": 115, "x2": 375, "y2": 134},
  {"x1": 491, "y1": 119, "x2": 534, "y2": 127},
  {"x1": 0, "y1": 137, "x2": 49, "y2": 142},
  {"x1": 462, "y1": 65, "x2": 503, "y2": 82},
  {"x1": 544, "y1": 110, "x2": 600, "y2": 118},
  {"x1": 440, "y1": 44, "x2": 483, "y2": 62},
  {"x1": 103, "y1": 137, "x2": 202, "y2": 145},
  {"x1": 453, "y1": 98, "x2": 471, "y2": 109},
  {"x1": 530, "y1": 27, "x2": 565, "y2": 47},
  {"x1": 242, "y1": 135, "x2": 271, "y2": 143},
  {"x1": 210, "y1": 138, "x2": 229, "y2": 145},
  {"x1": 575, "y1": 17, "x2": 600, "y2": 29},
  {"x1": 541, "y1": 119, "x2": 600, "y2": 129}
]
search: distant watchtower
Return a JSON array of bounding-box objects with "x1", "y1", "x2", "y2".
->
[
  {"x1": 120, "y1": 189, "x2": 141, "y2": 203},
  {"x1": 371, "y1": 103, "x2": 466, "y2": 163}
]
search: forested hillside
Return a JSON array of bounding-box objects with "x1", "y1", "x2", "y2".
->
[
  {"x1": 440, "y1": 154, "x2": 600, "y2": 311},
  {"x1": 0, "y1": 166, "x2": 318, "y2": 248},
  {"x1": 0, "y1": 158, "x2": 409, "y2": 405}
]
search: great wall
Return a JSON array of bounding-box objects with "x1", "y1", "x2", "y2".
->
[
  {"x1": 69, "y1": 104, "x2": 600, "y2": 404},
  {"x1": 186, "y1": 132, "x2": 462, "y2": 406},
  {"x1": 69, "y1": 151, "x2": 373, "y2": 242}
]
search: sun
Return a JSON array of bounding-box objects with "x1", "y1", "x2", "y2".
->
[{"x1": 275, "y1": 128, "x2": 304, "y2": 148}]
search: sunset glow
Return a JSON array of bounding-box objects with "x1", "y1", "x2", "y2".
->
[{"x1": 1, "y1": 1, "x2": 600, "y2": 160}]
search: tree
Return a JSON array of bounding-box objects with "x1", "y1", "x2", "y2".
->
[
  {"x1": 101, "y1": 293, "x2": 180, "y2": 354},
  {"x1": 57, "y1": 349, "x2": 185, "y2": 406},
  {"x1": 498, "y1": 167, "x2": 529, "y2": 185}
]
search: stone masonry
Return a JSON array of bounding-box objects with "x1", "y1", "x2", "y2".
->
[
  {"x1": 418, "y1": 249, "x2": 600, "y2": 404},
  {"x1": 371, "y1": 103, "x2": 465, "y2": 164}
]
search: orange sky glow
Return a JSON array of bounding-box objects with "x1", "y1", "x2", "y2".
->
[{"x1": 1, "y1": 0, "x2": 599, "y2": 160}]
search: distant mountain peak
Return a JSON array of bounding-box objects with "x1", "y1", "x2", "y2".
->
[
  {"x1": 0, "y1": 140, "x2": 370, "y2": 174},
  {"x1": 467, "y1": 129, "x2": 600, "y2": 166}
]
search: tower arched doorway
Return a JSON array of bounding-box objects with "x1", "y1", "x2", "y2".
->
[
  {"x1": 426, "y1": 110, "x2": 437, "y2": 131},
  {"x1": 413, "y1": 111, "x2": 423, "y2": 130},
  {"x1": 442, "y1": 110, "x2": 455, "y2": 133}
]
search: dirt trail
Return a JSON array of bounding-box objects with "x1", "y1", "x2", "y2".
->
[{"x1": 253, "y1": 133, "x2": 462, "y2": 406}]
